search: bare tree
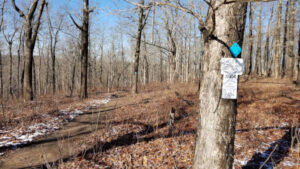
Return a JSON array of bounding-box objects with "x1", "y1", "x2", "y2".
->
[
  {"x1": 263, "y1": 6, "x2": 274, "y2": 77},
  {"x1": 0, "y1": 0, "x2": 6, "y2": 99},
  {"x1": 11, "y1": 0, "x2": 46, "y2": 101},
  {"x1": 247, "y1": 2, "x2": 254, "y2": 77},
  {"x1": 131, "y1": 0, "x2": 147, "y2": 94},
  {"x1": 255, "y1": 2, "x2": 262, "y2": 76},
  {"x1": 281, "y1": 0, "x2": 289, "y2": 77},
  {"x1": 69, "y1": 0, "x2": 93, "y2": 98},
  {"x1": 46, "y1": 3, "x2": 64, "y2": 94},
  {"x1": 287, "y1": 0, "x2": 296, "y2": 80},
  {"x1": 2, "y1": 15, "x2": 18, "y2": 98},
  {"x1": 273, "y1": 0, "x2": 282, "y2": 79},
  {"x1": 142, "y1": 0, "x2": 247, "y2": 168}
]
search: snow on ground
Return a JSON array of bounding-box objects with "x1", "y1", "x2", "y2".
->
[
  {"x1": 234, "y1": 122, "x2": 300, "y2": 168},
  {"x1": 0, "y1": 98, "x2": 111, "y2": 155}
]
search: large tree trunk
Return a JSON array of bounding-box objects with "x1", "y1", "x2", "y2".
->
[
  {"x1": 132, "y1": 0, "x2": 144, "y2": 94},
  {"x1": 287, "y1": 0, "x2": 296, "y2": 80},
  {"x1": 264, "y1": 6, "x2": 274, "y2": 77},
  {"x1": 273, "y1": 0, "x2": 282, "y2": 79},
  {"x1": 167, "y1": 25, "x2": 177, "y2": 83},
  {"x1": 24, "y1": 25, "x2": 34, "y2": 100},
  {"x1": 79, "y1": 0, "x2": 89, "y2": 98},
  {"x1": 193, "y1": 2, "x2": 247, "y2": 169},
  {"x1": 12, "y1": 0, "x2": 46, "y2": 101}
]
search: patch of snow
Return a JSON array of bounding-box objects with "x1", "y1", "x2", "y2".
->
[
  {"x1": 0, "y1": 130, "x2": 8, "y2": 134},
  {"x1": 0, "y1": 97, "x2": 110, "y2": 150},
  {"x1": 280, "y1": 122, "x2": 289, "y2": 127},
  {"x1": 282, "y1": 161, "x2": 299, "y2": 167},
  {"x1": 89, "y1": 98, "x2": 111, "y2": 107},
  {"x1": 234, "y1": 158, "x2": 248, "y2": 166}
]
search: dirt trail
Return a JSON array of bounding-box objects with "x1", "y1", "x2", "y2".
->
[{"x1": 0, "y1": 94, "x2": 137, "y2": 169}]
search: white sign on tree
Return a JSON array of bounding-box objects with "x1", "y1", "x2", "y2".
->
[{"x1": 221, "y1": 58, "x2": 244, "y2": 99}]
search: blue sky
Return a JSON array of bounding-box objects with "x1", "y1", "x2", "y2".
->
[{"x1": 49, "y1": 0, "x2": 130, "y2": 30}]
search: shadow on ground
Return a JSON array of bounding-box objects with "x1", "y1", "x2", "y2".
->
[{"x1": 242, "y1": 124, "x2": 299, "y2": 169}]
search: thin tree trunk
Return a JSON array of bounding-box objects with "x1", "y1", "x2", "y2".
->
[
  {"x1": 281, "y1": 0, "x2": 289, "y2": 77},
  {"x1": 132, "y1": 0, "x2": 144, "y2": 94},
  {"x1": 32, "y1": 57, "x2": 37, "y2": 97},
  {"x1": 8, "y1": 43, "x2": 13, "y2": 98},
  {"x1": 256, "y1": 2, "x2": 262, "y2": 77},
  {"x1": 193, "y1": 2, "x2": 247, "y2": 169},
  {"x1": 0, "y1": 51, "x2": 2, "y2": 99},
  {"x1": 70, "y1": 54, "x2": 77, "y2": 97},
  {"x1": 247, "y1": 2, "x2": 254, "y2": 77}
]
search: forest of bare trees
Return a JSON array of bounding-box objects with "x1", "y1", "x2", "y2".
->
[
  {"x1": 0, "y1": 0, "x2": 299, "y2": 169},
  {"x1": 0, "y1": 0, "x2": 297, "y2": 101}
]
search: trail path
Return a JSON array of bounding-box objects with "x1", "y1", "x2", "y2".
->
[{"x1": 0, "y1": 94, "x2": 137, "y2": 169}]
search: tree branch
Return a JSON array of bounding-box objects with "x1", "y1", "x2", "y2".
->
[
  {"x1": 0, "y1": 0, "x2": 6, "y2": 31},
  {"x1": 124, "y1": 0, "x2": 151, "y2": 9},
  {"x1": 32, "y1": 0, "x2": 46, "y2": 44},
  {"x1": 69, "y1": 13, "x2": 83, "y2": 31},
  {"x1": 27, "y1": 0, "x2": 39, "y2": 20},
  {"x1": 11, "y1": 0, "x2": 25, "y2": 18}
]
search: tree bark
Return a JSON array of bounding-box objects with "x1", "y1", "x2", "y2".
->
[
  {"x1": 12, "y1": 0, "x2": 46, "y2": 101},
  {"x1": 193, "y1": 1, "x2": 247, "y2": 169},
  {"x1": 287, "y1": 0, "x2": 296, "y2": 80},
  {"x1": 132, "y1": 0, "x2": 144, "y2": 94},
  {"x1": 264, "y1": 6, "x2": 273, "y2": 77},
  {"x1": 80, "y1": 0, "x2": 89, "y2": 98},
  {"x1": 273, "y1": 0, "x2": 282, "y2": 79}
]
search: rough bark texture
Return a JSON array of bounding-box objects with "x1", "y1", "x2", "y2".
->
[
  {"x1": 12, "y1": 0, "x2": 46, "y2": 101},
  {"x1": 264, "y1": 6, "x2": 273, "y2": 77},
  {"x1": 287, "y1": 0, "x2": 296, "y2": 80},
  {"x1": 166, "y1": 21, "x2": 177, "y2": 83},
  {"x1": 273, "y1": 0, "x2": 282, "y2": 79},
  {"x1": 132, "y1": 0, "x2": 144, "y2": 94},
  {"x1": 193, "y1": 1, "x2": 247, "y2": 169},
  {"x1": 80, "y1": 0, "x2": 89, "y2": 98}
]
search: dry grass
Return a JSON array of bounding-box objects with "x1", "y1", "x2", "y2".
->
[
  {"x1": 59, "y1": 80, "x2": 299, "y2": 169},
  {"x1": 1, "y1": 80, "x2": 299, "y2": 169}
]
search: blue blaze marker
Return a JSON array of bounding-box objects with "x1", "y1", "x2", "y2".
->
[{"x1": 230, "y1": 42, "x2": 242, "y2": 58}]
